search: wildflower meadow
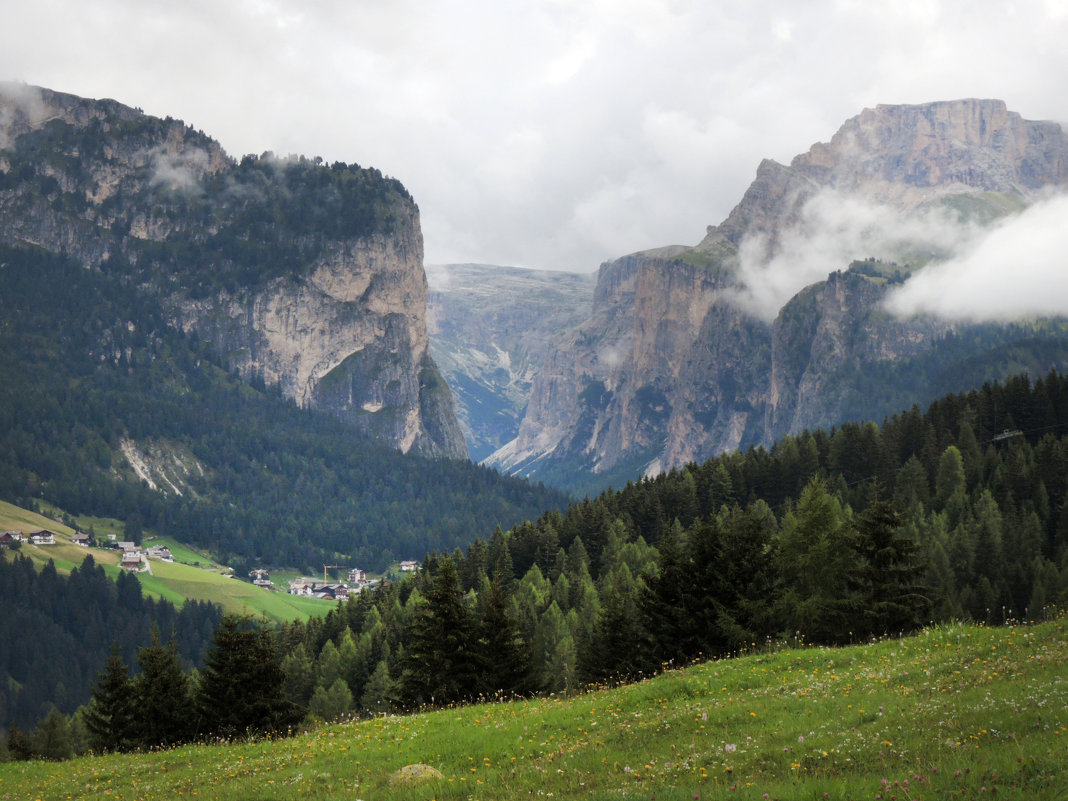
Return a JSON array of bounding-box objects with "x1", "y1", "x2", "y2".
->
[{"x1": 1, "y1": 614, "x2": 1064, "y2": 800}]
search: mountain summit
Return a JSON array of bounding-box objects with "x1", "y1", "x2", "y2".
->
[{"x1": 486, "y1": 100, "x2": 1068, "y2": 491}]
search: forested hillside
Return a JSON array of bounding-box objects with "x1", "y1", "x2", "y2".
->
[
  {"x1": 0, "y1": 85, "x2": 468, "y2": 457},
  {"x1": 6, "y1": 370, "x2": 1067, "y2": 758},
  {"x1": 0, "y1": 243, "x2": 567, "y2": 570},
  {"x1": 0, "y1": 553, "x2": 220, "y2": 733},
  {"x1": 268, "y1": 370, "x2": 1068, "y2": 717}
]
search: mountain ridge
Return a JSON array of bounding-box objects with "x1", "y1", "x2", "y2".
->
[
  {"x1": 486, "y1": 99, "x2": 1068, "y2": 492},
  {"x1": 0, "y1": 82, "x2": 465, "y2": 458}
]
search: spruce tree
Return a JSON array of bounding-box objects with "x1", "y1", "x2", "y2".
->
[
  {"x1": 850, "y1": 494, "x2": 930, "y2": 638},
  {"x1": 398, "y1": 557, "x2": 478, "y2": 708},
  {"x1": 473, "y1": 571, "x2": 532, "y2": 697},
  {"x1": 639, "y1": 521, "x2": 695, "y2": 667},
  {"x1": 130, "y1": 633, "x2": 193, "y2": 749},
  {"x1": 196, "y1": 615, "x2": 299, "y2": 739},
  {"x1": 84, "y1": 642, "x2": 135, "y2": 753}
]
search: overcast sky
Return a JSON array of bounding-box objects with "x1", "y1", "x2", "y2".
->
[{"x1": 2, "y1": 0, "x2": 1067, "y2": 273}]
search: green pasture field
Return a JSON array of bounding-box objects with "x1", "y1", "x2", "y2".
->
[
  {"x1": 1, "y1": 615, "x2": 1064, "y2": 800},
  {"x1": 1, "y1": 499, "x2": 333, "y2": 622},
  {"x1": 0, "y1": 499, "x2": 77, "y2": 538},
  {"x1": 144, "y1": 558, "x2": 336, "y2": 622}
]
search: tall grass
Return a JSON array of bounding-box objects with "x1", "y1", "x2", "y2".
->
[{"x1": 2, "y1": 614, "x2": 1064, "y2": 800}]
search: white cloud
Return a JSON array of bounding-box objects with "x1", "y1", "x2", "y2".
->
[
  {"x1": 884, "y1": 193, "x2": 1068, "y2": 320},
  {"x1": 1, "y1": 1, "x2": 1067, "y2": 270},
  {"x1": 731, "y1": 189, "x2": 978, "y2": 319},
  {"x1": 148, "y1": 146, "x2": 212, "y2": 193}
]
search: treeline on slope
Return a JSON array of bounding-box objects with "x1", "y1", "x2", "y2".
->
[
  {"x1": 0, "y1": 553, "x2": 219, "y2": 735},
  {"x1": 8, "y1": 370, "x2": 1068, "y2": 760},
  {"x1": 262, "y1": 369, "x2": 1068, "y2": 717},
  {"x1": 0, "y1": 244, "x2": 567, "y2": 570},
  {"x1": 2, "y1": 609, "x2": 299, "y2": 761},
  {"x1": 2, "y1": 110, "x2": 412, "y2": 297}
]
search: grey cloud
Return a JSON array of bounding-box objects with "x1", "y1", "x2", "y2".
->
[
  {"x1": 148, "y1": 146, "x2": 212, "y2": 194},
  {"x1": 2, "y1": 2, "x2": 1068, "y2": 270},
  {"x1": 0, "y1": 82, "x2": 48, "y2": 149}
]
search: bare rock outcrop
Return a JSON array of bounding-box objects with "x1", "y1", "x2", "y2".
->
[{"x1": 0, "y1": 83, "x2": 465, "y2": 458}]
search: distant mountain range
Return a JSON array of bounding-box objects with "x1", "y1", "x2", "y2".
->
[
  {"x1": 426, "y1": 263, "x2": 595, "y2": 461},
  {"x1": 6, "y1": 84, "x2": 1068, "y2": 504},
  {"x1": 437, "y1": 99, "x2": 1068, "y2": 493}
]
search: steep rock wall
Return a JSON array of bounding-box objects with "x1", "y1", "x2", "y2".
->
[
  {"x1": 0, "y1": 83, "x2": 465, "y2": 458},
  {"x1": 493, "y1": 100, "x2": 1068, "y2": 488}
]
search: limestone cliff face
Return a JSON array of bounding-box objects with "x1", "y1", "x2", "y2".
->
[
  {"x1": 177, "y1": 212, "x2": 466, "y2": 457},
  {"x1": 0, "y1": 83, "x2": 465, "y2": 458},
  {"x1": 492, "y1": 100, "x2": 1068, "y2": 489}
]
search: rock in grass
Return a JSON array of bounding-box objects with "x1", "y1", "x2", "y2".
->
[{"x1": 388, "y1": 763, "x2": 445, "y2": 786}]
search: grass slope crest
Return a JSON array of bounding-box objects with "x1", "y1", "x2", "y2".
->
[{"x1": 0, "y1": 615, "x2": 1063, "y2": 800}]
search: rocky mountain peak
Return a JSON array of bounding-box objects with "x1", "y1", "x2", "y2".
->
[
  {"x1": 695, "y1": 99, "x2": 1068, "y2": 261},
  {"x1": 491, "y1": 99, "x2": 1068, "y2": 492},
  {"x1": 795, "y1": 98, "x2": 1068, "y2": 196}
]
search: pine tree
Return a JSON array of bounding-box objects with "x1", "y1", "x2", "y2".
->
[
  {"x1": 850, "y1": 494, "x2": 930, "y2": 638},
  {"x1": 130, "y1": 633, "x2": 193, "y2": 749},
  {"x1": 473, "y1": 571, "x2": 532, "y2": 697},
  {"x1": 774, "y1": 478, "x2": 855, "y2": 643},
  {"x1": 360, "y1": 660, "x2": 394, "y2": 715},
  {"x1": 28, "y1": 707, "x2": 73, "y2": 761},
  {"x1": 280, "y1": 643, "x2": 316, "y2": 707},
  {"x1": 309, "y1": 678, "x2": 353, "y2": 722},
  {"x1": 580, "y1": 563, "x2": 650, "y2": 684},
  {"x1": 639, "y1": 521, "x2": 695, "y2": 667}
]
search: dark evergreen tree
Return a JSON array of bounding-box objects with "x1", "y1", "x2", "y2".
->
[
  {"x1": 130, "y1": 633, "x2": 193, "y2": 749},
  {"x1": 639, "y1": 521, "x2": 695, "y2": 667},
  {"x1": 579, "y1": 565, "x2": 649, "y2": 684},
  {"x1": 84, "y1": 642, "x2": 135, "y2": 753},
  {"x1": 196, "y1": 615, "x2": 300, "y2": 739},
  {"x1": 714, "y1": 503, "x2": 777, "y2": 649},
  {"x1": 398, "y1": 557, "x2": 478, "y2": 708},
  {"x1": 850, "y1": 492, "x2": 931, "y2": 638},
  {"x1": 473, "y1": 572, "x2": 533, "y2": 696}
]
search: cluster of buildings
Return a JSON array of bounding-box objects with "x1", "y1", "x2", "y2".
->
[
  {"x1": 1, "y1": 529, "x2": 61, "y2": 547},
  {"x1": 116, "y1": 541, "x2": 173, "y2": 572},
  {"x1": 282, "y1": 565, "x2": 383, "y2": 600},
  {"x1": 3, "y1": 523, "x2": 416, "y2": 605}
]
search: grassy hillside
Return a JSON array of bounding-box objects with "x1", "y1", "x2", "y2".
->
[
  {"x1": 2, "y1": 615, "x2": 1064, "y2": 800},
  {"x1": 0, "y1": 499, "x2": 334, "y2": 623}
]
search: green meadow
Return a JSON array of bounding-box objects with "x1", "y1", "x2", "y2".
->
[
  {"x1": 2, "y1": 615, "x2": 1064, "y2": 801},
  {"x1": 0, "y1": 499, "x2": 334, "y2": 623}
]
